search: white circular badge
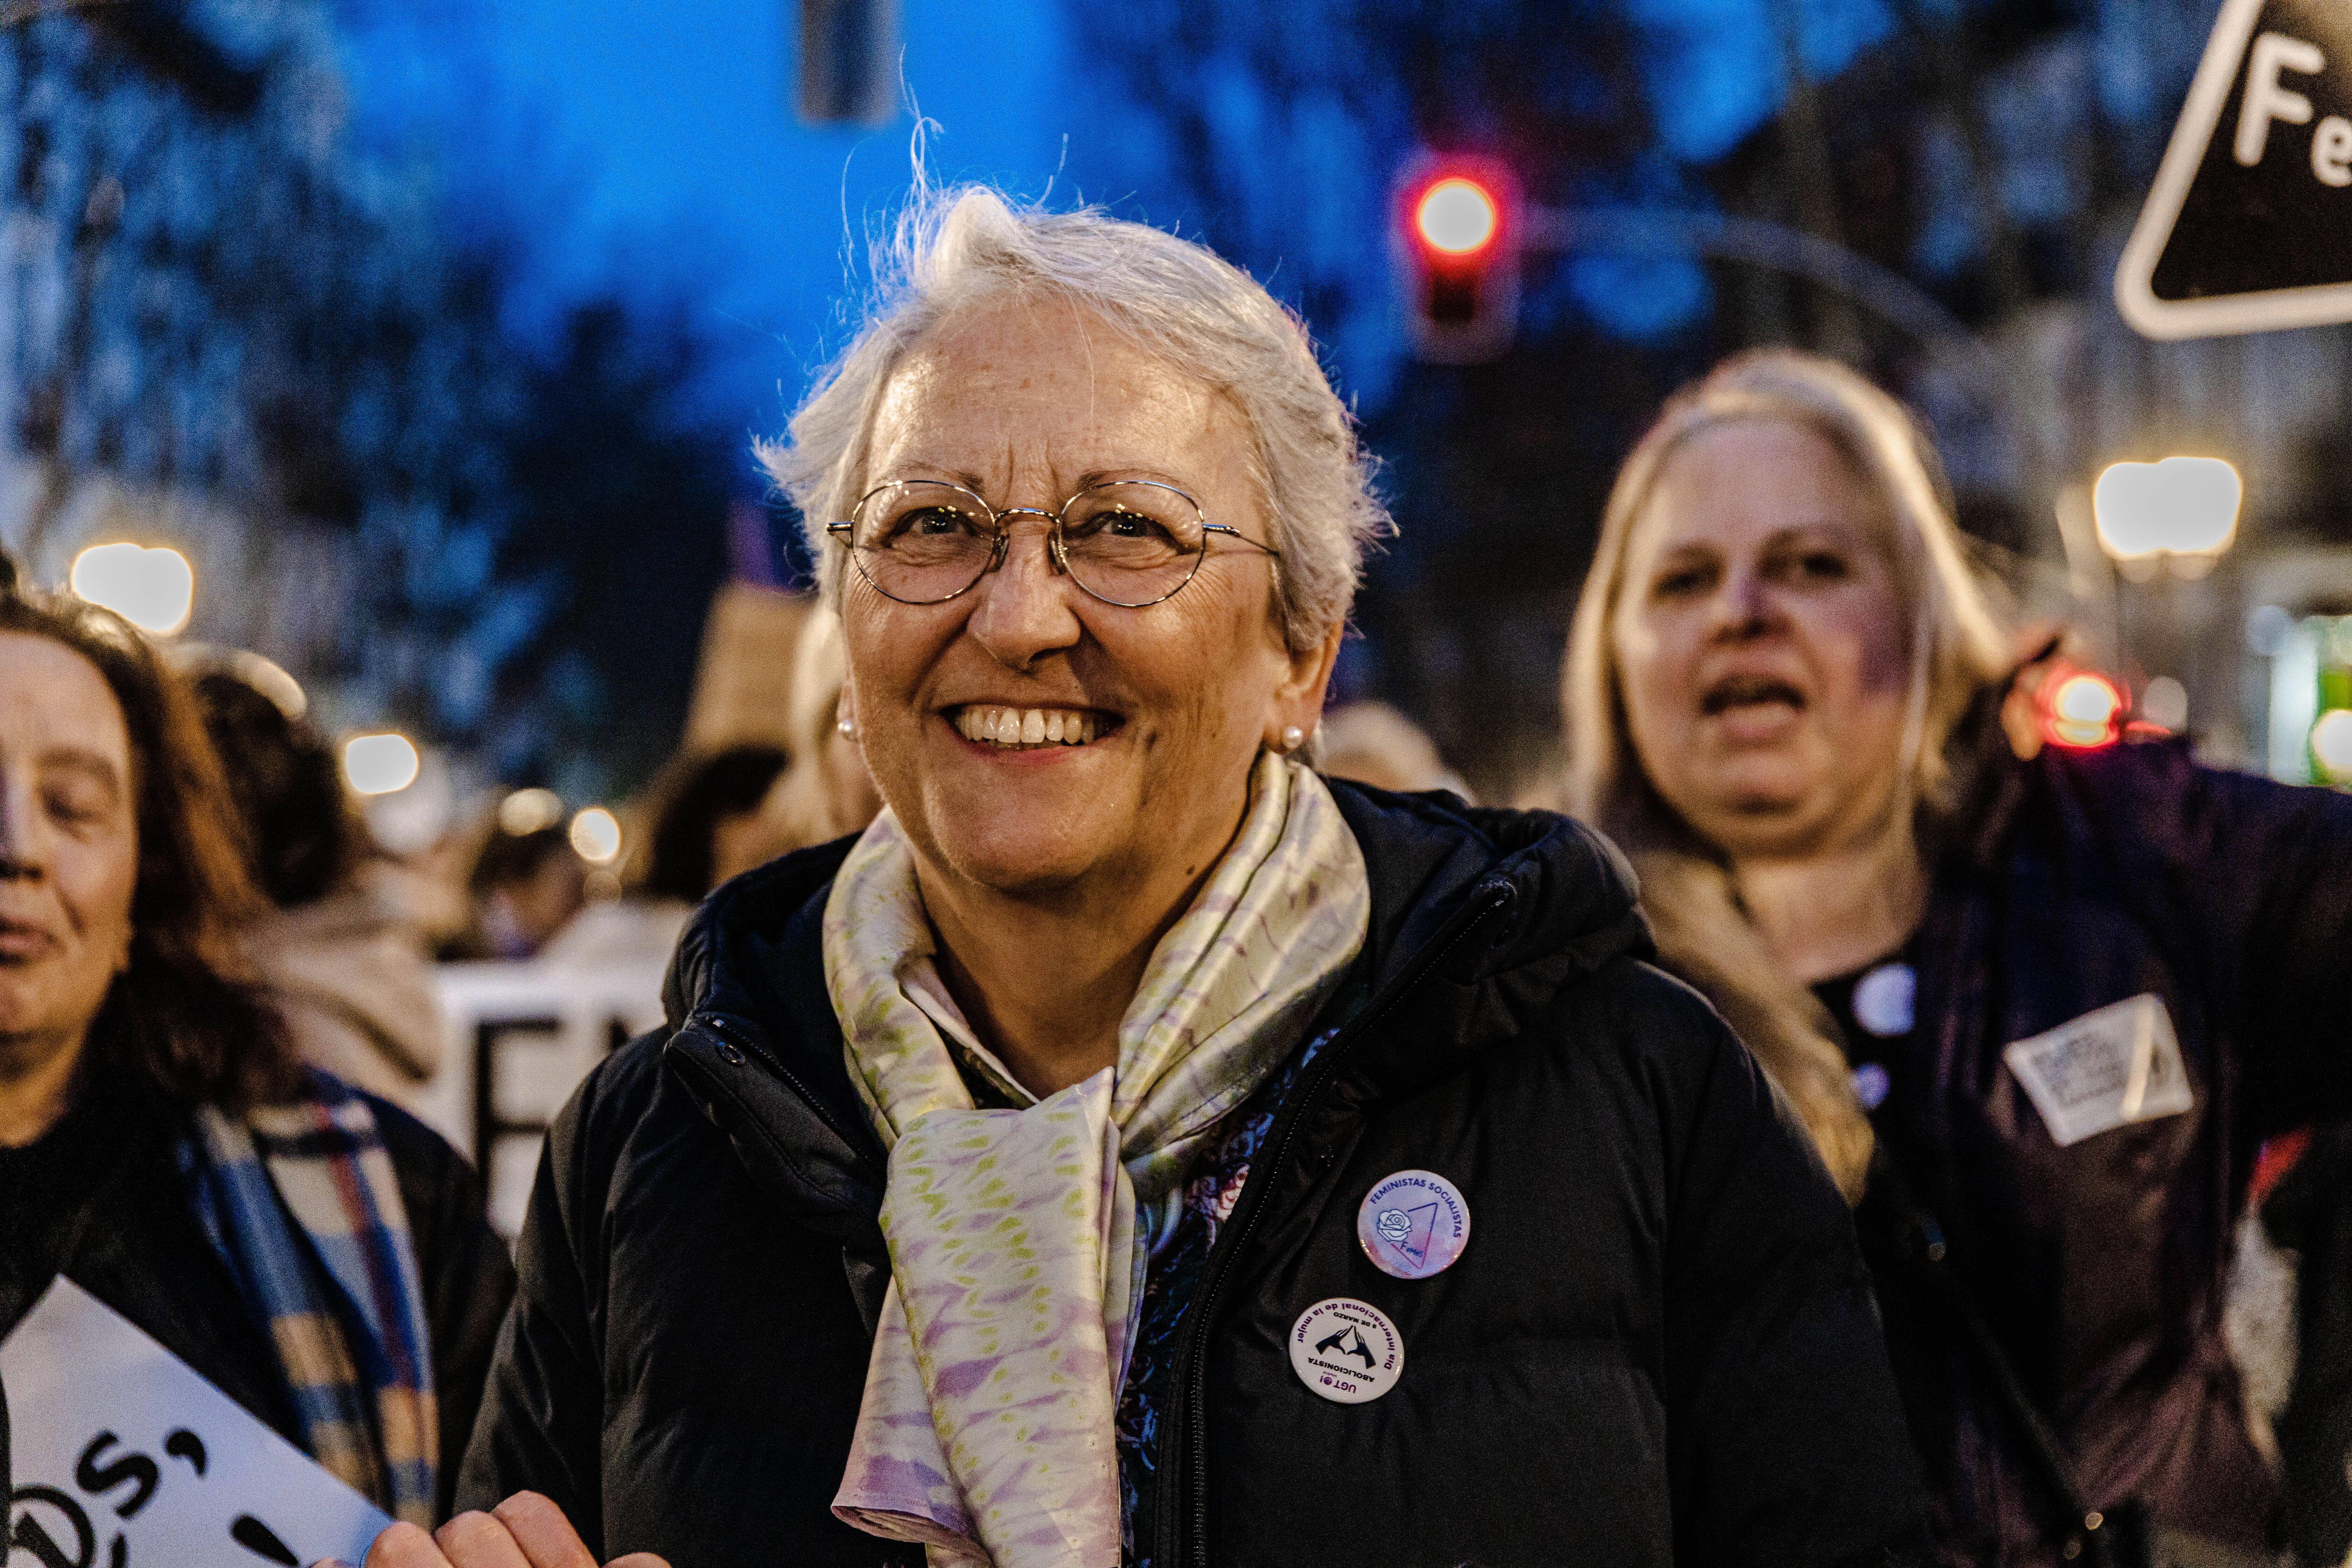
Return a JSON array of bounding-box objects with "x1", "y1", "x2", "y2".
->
[
  {"x1": 1357, "y1": 1168, "x2": 1471, "y2": 1280},
  {"x1": 1290, "y1": 1298, "x2": 1405, "y2": 1404},
  {"x1": 1852, "y1": 962, "x2": 1917, "y2": 1038}
]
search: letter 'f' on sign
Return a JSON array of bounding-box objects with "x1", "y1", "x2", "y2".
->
[{"x1": 2238, "y1": 33, "x2": 2325, "y2": 164}]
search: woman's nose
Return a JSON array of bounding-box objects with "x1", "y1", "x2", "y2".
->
[
  {"x1": 0, "y1": 774, "x2": 46, "y2": 877},
  {"x1": 967, "y1": 518, "x2": 1082, "y2": 671},
  {"x1": 1711, "y1": 565, "x2": 1777, "y2": 636}
]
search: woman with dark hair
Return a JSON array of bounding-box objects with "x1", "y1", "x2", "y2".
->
[
  {"x1": 635, "y1": 743, "x2": 791, "y2": 903},
  {"x1": 0, "y1": 586, "x2": 512, "y2": 1526},
  {"x1": 192, "y1": 665, "x2": 446, "y2": 1101},
  {"x1": 451, "y1": 823, "x2": 586, "y2": 960}
]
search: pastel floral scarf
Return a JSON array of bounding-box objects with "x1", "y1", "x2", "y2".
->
[{"x1": 825, "y1": 752, "x2": 1369, "y2": 1568}]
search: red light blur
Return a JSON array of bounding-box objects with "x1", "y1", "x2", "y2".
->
[
  {"x1": 1414, "y1": 177, "x2": 1500, "y2": 257},
  {"x1": 2041, "y1": 667, "x2": 2125, "y2": 751}
]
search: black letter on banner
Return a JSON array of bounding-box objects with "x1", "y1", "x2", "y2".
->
[
  {"x1": 73, "y1": 1435, "x2": 158, "y2": 1519},
  {"x1": 230, "y1": 1514, "x2": 301, "y2": 1564}
]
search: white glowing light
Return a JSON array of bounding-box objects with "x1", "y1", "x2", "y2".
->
[
  {"x1": 1415, "y1": 178, "x2": 1500, "y2": 256},
  {"x1": 70, "y1": 542, "x2": 194, "y2": 634},
  {"x1": 569, "y1": 806, "x2": 622, "y2": 866},
  {"x1": 342, "y1": 733, "x2": 420, "y2": 796},
  {"x1": 2314, "y1": 709, "x2": 2352, "y2": 782},
  {"x1": 2092, "y1": 457, "x2": 2242, "y2": 561},
  {"x1": 498, "y1": 787, "x2": 564, "y2": 836},
  {"x1": 2050, "y1": 672, "x2": 2123, "y2": 748}
]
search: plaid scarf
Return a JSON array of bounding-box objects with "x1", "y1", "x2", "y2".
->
[
  {"x1": 178, "y1": 1069, "x2": 439, "y2": 1527},
  {"x1": 827, "y1": 753, "x2": 1370, "y2": 1567}
]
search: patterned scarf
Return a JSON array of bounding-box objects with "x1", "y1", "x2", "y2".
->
[
  {"x1": 826, "y1": 752, "x2": 1370, "y2": 1568},
  {"x1": 180, "y1": 1069, "x2": 439, "y2": 1527}
]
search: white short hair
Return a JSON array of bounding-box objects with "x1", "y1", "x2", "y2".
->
[{"x1": 756, "y1": 185, "x2": 1388, "y2": 650}]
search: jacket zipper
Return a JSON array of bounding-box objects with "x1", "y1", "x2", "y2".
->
[
  {"x1": 690, "y1": 1009, "x2": 873, "y2": 1161},
  {"x1": 1164, "y1": 876, "x2": 1517, "y2": 1568}
]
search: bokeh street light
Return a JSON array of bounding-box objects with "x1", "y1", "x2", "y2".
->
[
  {"x1": 569, "y1": 805, "x2": 622, "y2": 865},
  {"x1": 499, "y1": 787, "x2": 564, "y2": 835},
  {"x1": 342, "y1": 732, "x2": 420, "y2": 795},
  {"x1": 2314, "y1": 709, "x2": 2352, "y2": 783},
  {"x1": 70, "y1": 541, "x2": 194, "y2": 634},
  {"x1": 2091, "y1": 456, "x2": 2241, "y2": 574},
  {"x1": 2140, "y1": 674, "x2": 2188, "y2": 732}
]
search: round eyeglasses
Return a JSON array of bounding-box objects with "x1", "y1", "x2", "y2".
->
[{"x1": 825, "y1": 478, "x2": 1279, "y2": 608}]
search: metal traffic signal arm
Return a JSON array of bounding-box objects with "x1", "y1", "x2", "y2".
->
[
  {"x1": 1401, "y1": 170, "x2": 1990, "y2": 385},
  {"x1": 1519, "y1": 205, "x2": 1975, "y2": 355}
]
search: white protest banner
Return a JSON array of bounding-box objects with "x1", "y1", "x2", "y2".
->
[
  {"x1": 3, "y1": 1277, "x2": 392, "y2": 1568},
  {"x1": 415, "y1": 956, "x2": 670, "y2": 1238}
]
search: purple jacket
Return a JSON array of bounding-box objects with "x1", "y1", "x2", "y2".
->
[{"x1": 1876, "y1": 732, "x2": 2352, "y2": 1564}]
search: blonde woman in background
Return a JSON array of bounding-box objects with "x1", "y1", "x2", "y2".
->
[{"x1": 1563, "y1": 348, "x2": 2352, "y2": 1567}]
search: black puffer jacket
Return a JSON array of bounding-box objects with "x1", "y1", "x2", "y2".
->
[{"x1": 458, "y1": 784, "x2": 1928, "y2": 1566}]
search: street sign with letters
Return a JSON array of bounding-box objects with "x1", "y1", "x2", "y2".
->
[{"x1": 2116, "y1": 0, "x2": 2352, "y2": 337}]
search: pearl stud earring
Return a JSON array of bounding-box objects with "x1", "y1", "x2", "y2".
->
[
  {"x1": 1281, "y1": 725, "x2": 1305, "y2": 751},
  {"x1": 837, "y1": 717, "x2": 856, "y2": 737}
]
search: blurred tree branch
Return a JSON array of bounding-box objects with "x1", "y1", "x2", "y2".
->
[{"x1": 0, "y1": 0, "x2": 112, "y2": 31}]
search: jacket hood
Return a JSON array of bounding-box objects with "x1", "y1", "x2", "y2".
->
[
  {"x1": 248, "y1": 884, "x2": 447, "y2": 1087},
  {"x1": 657, "y1": 783, "x2": 1650, "y2": 1241}
]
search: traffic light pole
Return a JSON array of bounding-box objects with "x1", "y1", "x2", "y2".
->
[{"x1": 1516, "y1": 203, "x2": 1998, "y2": 384}]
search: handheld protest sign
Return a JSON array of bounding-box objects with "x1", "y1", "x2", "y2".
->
[
  {"x1": 2116, "y1": 0, "x2": 2352, "y2": 336},
  {"x1": 1, "y1": 1278, "x2": 393, "y2": 1567}
]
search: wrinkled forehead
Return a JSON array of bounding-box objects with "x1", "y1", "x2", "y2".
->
[{"x1": 862, "y1": 295, "x2": 1252, "y2": 499}]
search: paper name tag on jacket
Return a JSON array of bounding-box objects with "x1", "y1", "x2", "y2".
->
[
  {"x1": 2002, "y1": 994, "x2": 2194, "y2": 1147},
  {"x1": 1, "y1": 1275, "x2": 393, "y2": 1568}
]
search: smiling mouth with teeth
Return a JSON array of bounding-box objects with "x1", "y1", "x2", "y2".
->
[{"x1": 953, "y1": 705, "x2": 1104, "y2": 748}]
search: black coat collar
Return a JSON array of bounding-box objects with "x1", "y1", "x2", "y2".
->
[{"x1": 656, "y1": 782, "x2": 1648, "y2": 1242}]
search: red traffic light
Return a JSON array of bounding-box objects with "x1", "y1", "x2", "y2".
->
[
  {"x1": 1394, "y1": 155, "x2": 1520, "y2": 363},
  {"x1": 1415, "y1": 177, "x2": 1502, "y2": 257}
]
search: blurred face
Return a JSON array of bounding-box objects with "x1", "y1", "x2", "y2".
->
[
  {"x1": 842, "y1": 296, "x2": 1331, "y2": 902},
  {"x1": 1609, "y1": 419, "x2": 1911, "y2": 860},
  {"x1": 492, "y1": 851, "x2": 584, "y2": 953},
  {"x1": 0, "y1": 632, "x2": 138, "y2": 1072}
]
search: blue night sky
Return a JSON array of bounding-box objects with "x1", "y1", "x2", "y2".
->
[
  {"x1": 340, "y1": 0, "x2": 1902, "y2": 434},
  {"x1": 347, "y1": 0, "x2": 1078, "y2": 435}
]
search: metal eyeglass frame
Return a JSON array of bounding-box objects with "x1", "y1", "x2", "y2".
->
[{"x1": 825, "y1": 477, "x2": 1279, "y2": 608}]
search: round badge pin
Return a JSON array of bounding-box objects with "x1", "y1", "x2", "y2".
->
[
  {"x1": 1357, "y1": 1168, "x2": 1470, "y2": 1280},
  {"x1": 1851, "y1": 961, "x2": 1917, "y2": 1038},
  {"x1": 1290, "y1": 1298, "x2": 1405, "y2": 1404}
]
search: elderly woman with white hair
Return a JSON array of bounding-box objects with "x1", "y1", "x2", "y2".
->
[
  {"x1": 1561, "y1": 349, "x2": 2352, "y2": 1568},
  {"x1": 360, "y1": 193, "x2": 1925, "y2": 1568}
]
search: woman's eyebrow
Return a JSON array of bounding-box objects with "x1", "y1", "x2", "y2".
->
[
  {"x1": 1074, "y1": 467, "x2": 1187, "y2": 488},
  {"x1": 40, "y1": 748, "x2": 124, "y2": 795},
  {"x1": 883, "y1": 460, "x2": 992, "y2": 490},
  {"x1": 882, "y1": 463, "x2": 1194, "y2": 495},
  {"x1": 1762, "y1": 519, "x2": 1861, "y2": 547}
]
